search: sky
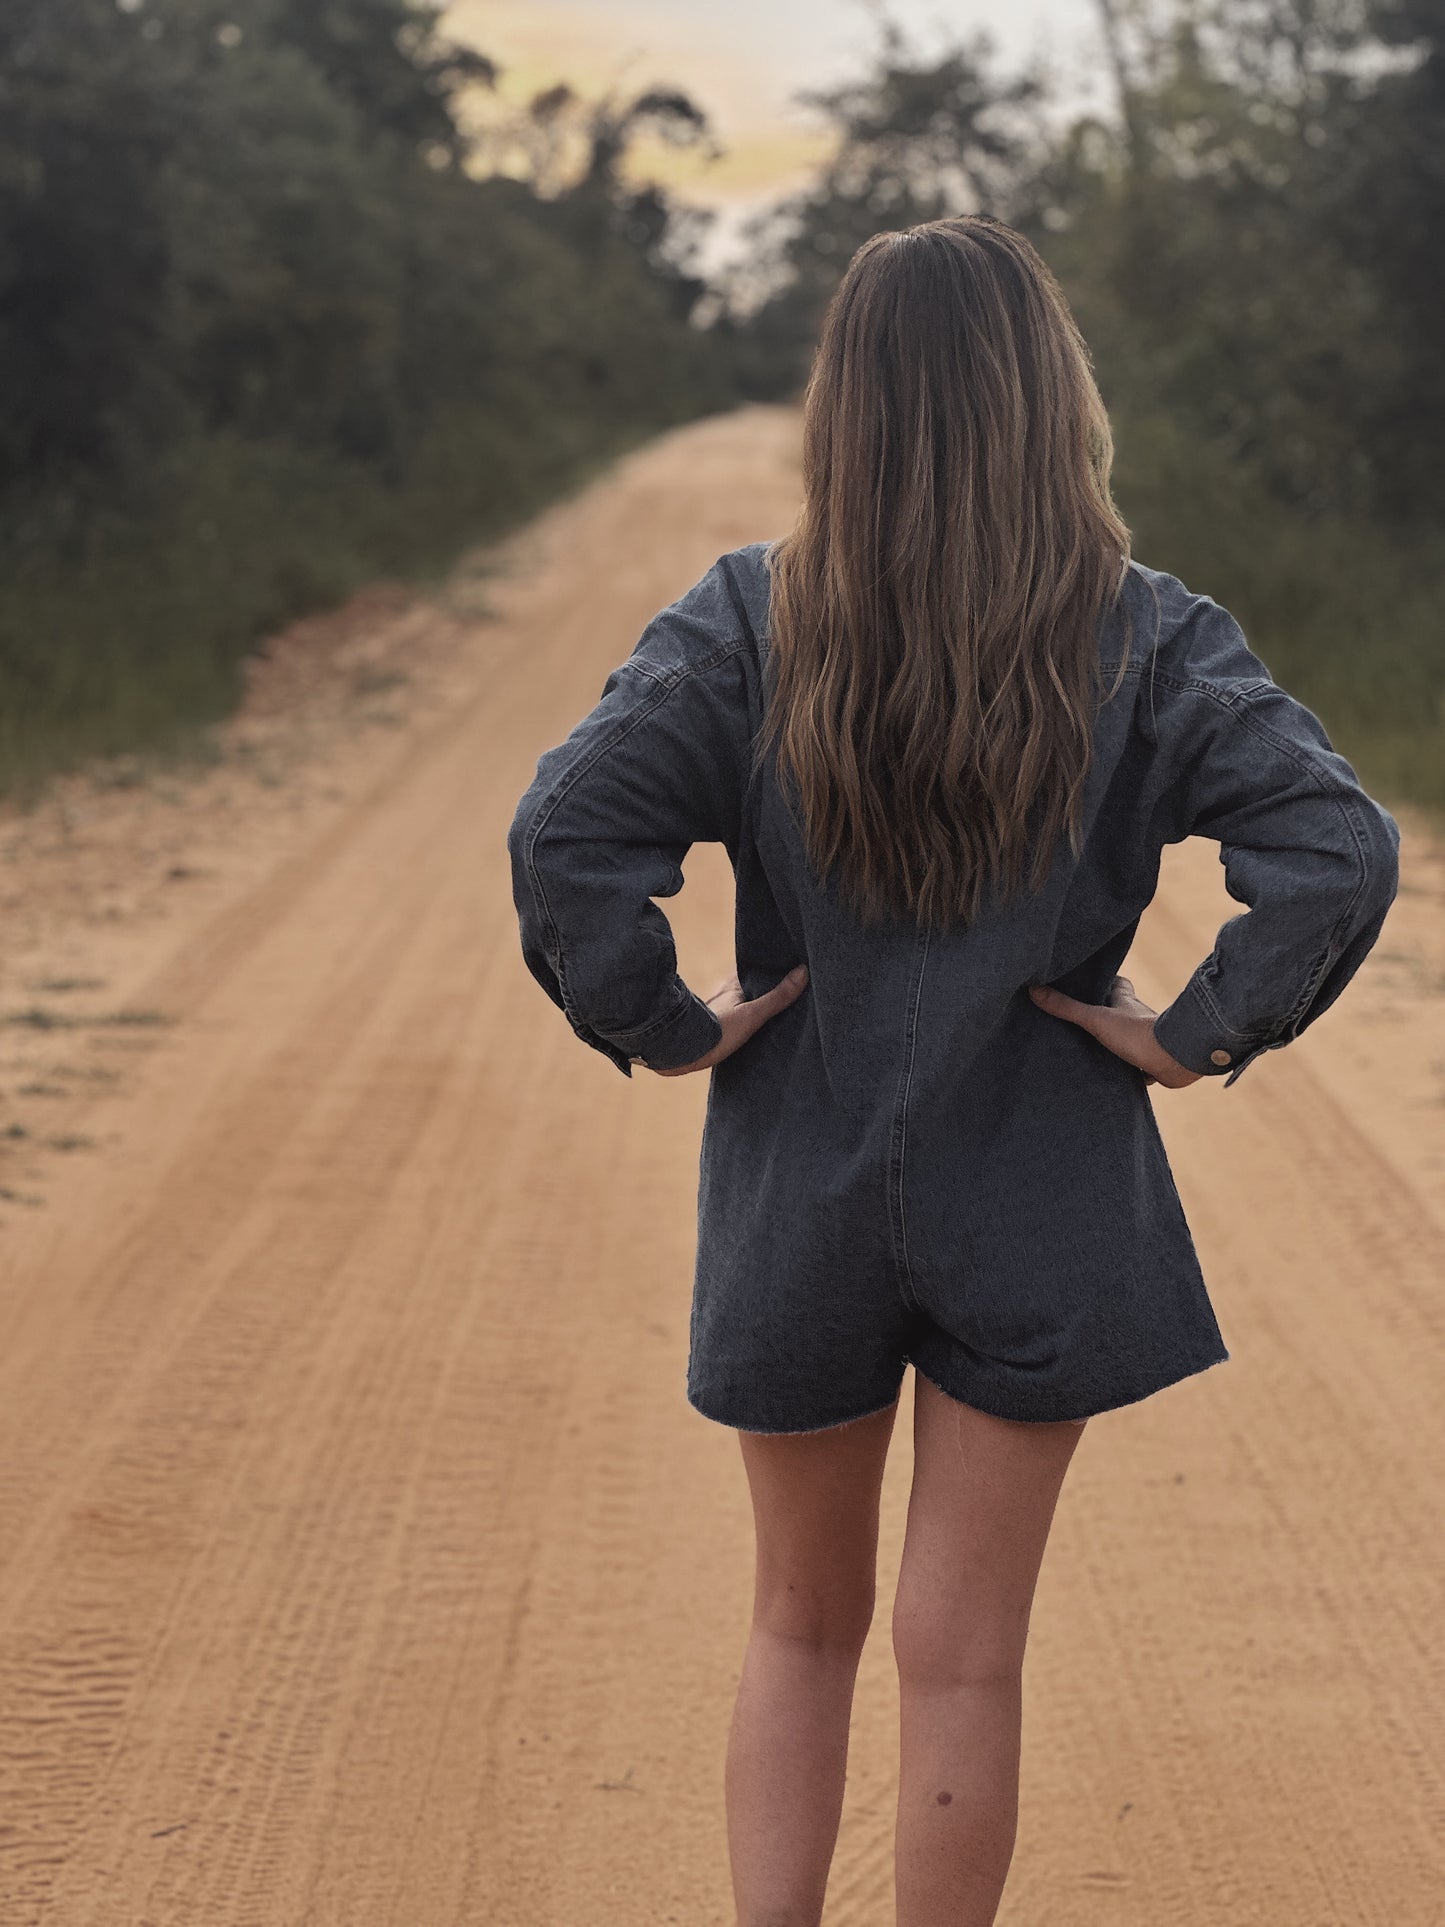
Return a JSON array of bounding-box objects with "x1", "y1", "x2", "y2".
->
[{"x1": 444, "y1": 1, "x2": 1110, "y2": 221}]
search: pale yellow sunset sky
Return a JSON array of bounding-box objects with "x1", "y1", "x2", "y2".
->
[{"x1": 446, "y1": 1, "x2": 1106, "y2": 214}]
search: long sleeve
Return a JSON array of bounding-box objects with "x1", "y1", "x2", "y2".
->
[
  {"x1": 1146, "y1": 600, "x2": 1401, "y2": 1085},
  {"x1": 506, "y1": 616, "x2": 751, "y2": 1077}
]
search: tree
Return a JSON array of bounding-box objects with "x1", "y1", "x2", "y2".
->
[
  {"x1": 259, "y1": 0, "x2": 495, "y2": 163},
  {"x1": 1329, "y1": 0, "x2": 1445, "y2": 512},
  {"x1": 476, "y1": 78, "x2": 721, "y2": 320},
  {"x1": 0, "y1": 0, "x2": 188, "y2": 488},
  {"x1": 726, "y1": 24, "x2": 1040, "y2": 393}
]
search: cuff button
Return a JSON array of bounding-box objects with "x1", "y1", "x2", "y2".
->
[{"x1": 1210, "y1": 1048, "x2": 1232, "y2": 1067}]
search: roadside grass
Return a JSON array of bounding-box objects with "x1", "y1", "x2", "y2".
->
[
  {"x1": 0, "y1": 398, "x2": 704, "y2": 803},
  {"x1": 1114, "y1": 412, "x2": 1445, "y2": 815}
]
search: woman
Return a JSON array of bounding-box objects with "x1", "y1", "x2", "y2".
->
[{"x1": 506, "y1": 216, "x2": 1399, "y2": 1926}]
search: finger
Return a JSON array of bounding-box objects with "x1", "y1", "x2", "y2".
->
[
  {"x1": 746, "y1": 964, "x2": 809, "y2": 1019},
  {"x1": 1092, "y1": 1005, "x2": 1160, "y2": 1067},
  {"x1": 650, "y1": 1050, "x2": 718, "y2": 1077},
  {"x1": 724, "y1": 966, "x2": 808, "y2": 1046},
  {"x1": 1028, "y1": 983, "x2": 1104, "y2": 1038},
  {"x1": 1107, "y1": 977, "x2": 1159, "y2": 1024}
]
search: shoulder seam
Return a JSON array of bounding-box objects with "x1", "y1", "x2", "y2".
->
[
  {"x1": 632, "y1": 635, "x2": 750, "y2": 690},
  {"x1": 718, "y1": 550, "x2": 766, "y2": 660},
  {"x1": 1148, "y1": 669, "x2": 1359, "y2": 802}
]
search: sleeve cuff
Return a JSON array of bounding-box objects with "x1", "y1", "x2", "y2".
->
[
  {"x1": 1152, "y1": 981, "x2": 1272, "y2": 1086},
  {"x1": 605, "y1": 982, "x2": 724, "y2": 1074}
]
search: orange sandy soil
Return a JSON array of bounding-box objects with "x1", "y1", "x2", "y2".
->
[{"x1": 0, "y1": 406, "x2": 1442, "y2": 1926}]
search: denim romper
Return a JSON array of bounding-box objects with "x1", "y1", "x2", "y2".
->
[{"x1": 507, "y1": 543, "x2": 1401, "y2": 1430}]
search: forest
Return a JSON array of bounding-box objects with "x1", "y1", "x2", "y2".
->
[{"x1": 2, "y1": 0, "x2": 1440, "y2": 804}]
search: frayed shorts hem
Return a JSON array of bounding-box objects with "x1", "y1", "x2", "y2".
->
[
  {"x1": 687, "y1": 1343, "x2": 1230, "y2": 1435},
  {"x1": 909, "y1": 1344, "x2": 1231, "y2": 1426},
  {"x1": 686, "y1": 1381, "x2": 904, "y2": 1437}
]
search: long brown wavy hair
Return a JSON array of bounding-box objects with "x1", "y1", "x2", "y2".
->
[{"x1": 760, "y1": 214, "x2": 1132, "y2": 929}]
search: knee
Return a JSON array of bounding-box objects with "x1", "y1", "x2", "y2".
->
[
  {"x1": 752, "y1": 1571, "x2": 876, "y2": 1658},
  {"x1": 891, "y1": 1589, "x2": 1027, "y2": 1694}
]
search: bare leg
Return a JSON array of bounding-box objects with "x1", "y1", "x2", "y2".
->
[
  {"x1": 726, "y1": 1399, "x2": 899, "y2": 1927},
  {"x1": 893, "y1": 1373, "x2": 1086, "y2": 1927}
]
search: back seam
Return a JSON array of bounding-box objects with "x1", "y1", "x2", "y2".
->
[{"x1": 889, "y1": 926, "x2": 931, "y2": 1314}]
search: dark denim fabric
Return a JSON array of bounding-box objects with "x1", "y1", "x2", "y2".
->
[{"x1": 507, "y1": 543, "x2": 1401, "y2": 1429}]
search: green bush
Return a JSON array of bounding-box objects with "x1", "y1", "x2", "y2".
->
[{"x1": 1111, "y1": 411, "x2": 1445, "y2": 810}]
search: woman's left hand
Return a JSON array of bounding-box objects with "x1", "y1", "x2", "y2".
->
[
  {"x1": 1029, "y1": 974, "x2": 1202, "y2": 1089},
  {"x1": 648, "y1": 966, "x2": 809, "y2": 1077}
]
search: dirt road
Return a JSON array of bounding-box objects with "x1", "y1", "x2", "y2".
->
[{"x1": 1, "y1": 406, "x2": 1442, "y2": 1927}]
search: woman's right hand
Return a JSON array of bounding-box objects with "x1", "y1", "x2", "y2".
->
[
  {"x1": 1029, "y1": 974, "x2": 1202, "y2": 1088},
  {"x1": 648, "y1": 966, "x2": 810, "y2": 1077}
]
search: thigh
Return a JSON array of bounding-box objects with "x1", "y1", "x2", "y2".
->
[
  {"x1": 738, "y1": 1401, "x2": 900, "y2": 1638},
  {"x1": 894, "y1": 1371, "x2": 1086, "y2": 1674}
]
